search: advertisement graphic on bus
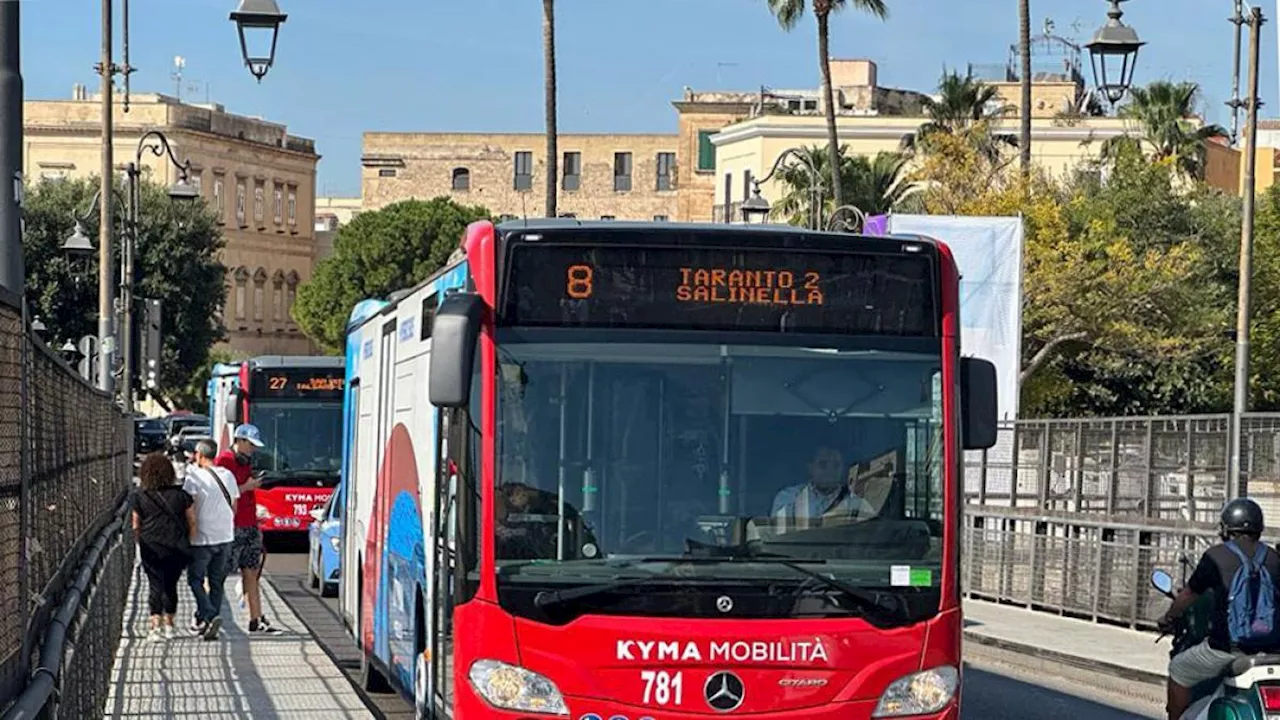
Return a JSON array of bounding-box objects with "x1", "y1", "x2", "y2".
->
[
  {"x1": 339, "y1": 220, "x2": 998, "y2": 719},
  {"x1": 209, "y1": 356, "x2": 345, "y2": 533}
]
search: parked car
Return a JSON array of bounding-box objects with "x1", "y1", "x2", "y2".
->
[
  {"x1": 164, "y1": 413, "x2": 209, "y2": 442},
  {"x1": 134, "y1": 417, "x2": 167, "y2": 454},
  {"x1": 307, "y1": 492, "x2": 341, "y2": 597},
  {"x1": 169, "y1": 425, "x2": 211, "y2": 452}
]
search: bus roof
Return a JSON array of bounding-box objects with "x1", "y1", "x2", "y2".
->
[{"x1": 212, "y1": 356, "x2": 343, "y2": 378}]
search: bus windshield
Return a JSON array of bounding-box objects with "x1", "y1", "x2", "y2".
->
[
  {"x1": 492, "y1": 336, "x2": 946, "y2": 622},
  {"x1": 250, "y1": 401, "x2": 343, "y2": 485}
]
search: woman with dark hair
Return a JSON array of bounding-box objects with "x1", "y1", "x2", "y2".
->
[{"x1": 133, "y1": 452, "x2": 197, "y2": 641}]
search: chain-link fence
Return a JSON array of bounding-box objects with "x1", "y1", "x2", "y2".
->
[
  {"x1": 963, "y1": 414, "x2": 1280, "y2": 524},
  {"x1": 0, "y1": 290, "x2": 132, "y2": 717}
]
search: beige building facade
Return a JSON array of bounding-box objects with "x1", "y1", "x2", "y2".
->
[
  {"x1": 24, "y1": 87, "x2": 321, "y2": 358},
  {"x1": 362, "y1": 133, "x2": 679, "y2": 221}
]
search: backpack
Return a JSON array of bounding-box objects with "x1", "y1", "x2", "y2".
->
[{"x1": 1224, "y1": 540, "x2": 1277, "y2": 650}]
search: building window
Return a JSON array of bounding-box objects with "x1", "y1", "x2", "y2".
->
[
  {"x1": 285, "y1": 271, "x2": 299, "y2": 322},
  {"x1": 233, "y1": 267, "x2": 249, "y2": 320},
  {"x1": 235, "y1": 180, "x2": 247, "y2": 226},
  {"x1": 191, "y1": 171, "x2": 203, "y2": 194},
  {"x1": 213, "y1": 175, "x2": 225, "y2": 223},
  {"x1": 697, "y1": 130, "x2": 716, "y2": 172},
  {"x1": 600, "y1": 215, "x2": 615, "y2": 220},
  {"x1": 378, "y1": 168, "x2": 397, "y2": 177},
  {"x1": 452, "y1": 167, "x2": 471, "y2": 191},
  {"x1": 253, "y1": 268, "x2": 267, "y2": 322},
  {"x1": 562, "y1": 151, "x2": 581, "y2": 191},
  {"x1": 614, "y1": 152, "x2": 632, "y2": 192},
  {"x1": 743, "y1": 169, "x2": 753, "y2": 201},
  {"x1": 656, "y1": 152, "x2": 675, "y2": 191},
  {"x1": 654, "y1": 215, "x2": 669, "y2": 221},
  {"x1": 254, "y1": 183, "x2": 265, "y2": 224},
  {"x1": 272, "y1": 270, "x2": 285, "y2": 322},
  {"x1": 514, "y1": 151, "x2": 533, "y2": 191},
  {"x1": 273, "y1": 184, "x2": 284, "y2": 224},
  {"x1": 287, "y1": 186, "x2": 297, "y2": 227},
  {"x1": 497, "y1": 213, "x2": 518, "y2": 222}
]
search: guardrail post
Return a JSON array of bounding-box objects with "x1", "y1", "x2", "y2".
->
[
  {"x1": 1037, "y1": 422, "x2": 1051, "y2": 510},
  {"x1": 1185, "y1": 420, "x2": 1197, "y2": 523},
  {"x1": 1132, "y1": 529, "x2": 1153, "y2": 628},
  {"x1": 1010, "y1": 425, "x2": 1021, "y2": 508},
  {"x1": 1143, "y1": 419, "x2": 1155, "y2": 519},
  {"x1": 1073, "y1": 422, "x2": 1085, "y2": 512},
  {"x1": 1106, "y1": 420, "x2": 1120, "y2": 515},
  {"x1": 977, "y1": 446, "x2": 988, "y2": 505}
]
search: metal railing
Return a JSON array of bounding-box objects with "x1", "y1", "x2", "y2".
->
[
  {"x1": 962, "y1": 505, "x2": 1224, "y2": 629},
  {"x1": 963, "y1": 414, "x2": 1280, "y2": 524},
  {"x1": 0, "y1": 289, "x2": 132, "y2": 718}
]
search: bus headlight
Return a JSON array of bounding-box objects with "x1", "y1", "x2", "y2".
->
[
  {"x1": 872, "y1": 665, "x2": 959, "y2": 717},
  {"x1": 467, "y1": 659, "x2": 568, "y2": 715}
]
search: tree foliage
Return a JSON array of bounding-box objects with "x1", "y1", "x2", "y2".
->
[
  {"x1": 22, "y1": 176, "x2": 226, "y2": 406},
  {"x1": 908, "y1": 132, "x2": 1240, "y2": 417},
  {"x1": 294, "y1": 197, "x2": 491, "y2": 353},
  {"x1": 772, "y1": 145, "x2": 912, "y2": 224}
]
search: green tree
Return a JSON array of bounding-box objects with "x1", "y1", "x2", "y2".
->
[
  {"x1": 22, "y1": 176, "x2": 226, "y2": 405},
  {"x1": 294, "y1": 197, "x2": 491, "y2": 352},
  {"x1": 1099, "y1": 80, "x2": 1228, "y2": 179},
  {"x1": 905, "y1": 70, "x2": 1017, "y2": 164},
  {"x1": 767, "y1": 0, "x2": 889, "y2": 210},
  {"x1": 772, "y1": 145, "x2": 912, "y2": 224}
]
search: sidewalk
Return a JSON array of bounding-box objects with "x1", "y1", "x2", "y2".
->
[
  {"x1": 963, "y1": 599, "x2": 1170, "y2": 685},
  {"x1": 102, "y1": 559, "x2": 372, "y2": 719}
]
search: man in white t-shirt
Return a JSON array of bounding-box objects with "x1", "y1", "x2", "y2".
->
[{"x1": 183, "y1": 439, "x2": 240, "y2": 641}]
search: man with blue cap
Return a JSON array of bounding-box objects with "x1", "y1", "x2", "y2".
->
[{"x1": 214, "y1": 423, "x2": 281, "y2": 634}]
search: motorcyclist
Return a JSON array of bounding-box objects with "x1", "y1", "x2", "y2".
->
[{"x1": 1158, "y1": 498, "x2": 1280, "y2": 720}]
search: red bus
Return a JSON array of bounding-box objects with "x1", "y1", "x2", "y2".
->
[
  {"x1": 342, "y1": 219, "x2": 998, "y2": 718},
  {"x1": 210, "y1": 356, "x2": 344, "y2": 533}
]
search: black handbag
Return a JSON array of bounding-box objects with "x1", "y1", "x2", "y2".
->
[{"x1": 140, "y1": 489, "x2": 193, "y2": 562}]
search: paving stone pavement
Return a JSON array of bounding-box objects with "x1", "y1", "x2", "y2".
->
[{"x1": 102, "y1": 556, "x2": 374, "y2": 719}]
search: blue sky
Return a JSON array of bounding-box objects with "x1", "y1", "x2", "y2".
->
[{"x1": 18, "y1": 0, "x2": 1275, "y2": 197}]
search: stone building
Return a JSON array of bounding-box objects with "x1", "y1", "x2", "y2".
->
[
  {"x1": 361, "y1": 132, "x2": 679, "y2": 221},
  {"x1": 24, "y1": 87, "x2": 321, "y2": 357}
]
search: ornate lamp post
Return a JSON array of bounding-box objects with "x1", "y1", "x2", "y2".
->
[
  {"x1": 231, "y1": 0, "x2": 288, "y2": 82},
  {"x1": 1085, "y1": 0, "x2": 1145, "y2": 106}
]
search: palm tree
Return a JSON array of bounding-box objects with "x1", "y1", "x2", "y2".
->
[
  {"x1": 767, "y1": 0, "x2": 889, "y2": 212},
  {"x1": 1100, "y1": 81, "x2": 1228, "y2": 179},
  {"x1": 904, "y1": 70, "x2": 1016, "y2": 163},
  {"x1": 1018, "y1": 0, "x2": 1031, "y2": 174},
  {"x1": 543, "y1": 0, "x2": 558, "y2": 217},
  {"x1": 772, "y1": 145, "x2": 912, "y2": 224}
]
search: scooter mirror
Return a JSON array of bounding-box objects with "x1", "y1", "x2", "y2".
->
[{"x1": 1151, "y1": 569, "x2": 1175, "y2": 596}]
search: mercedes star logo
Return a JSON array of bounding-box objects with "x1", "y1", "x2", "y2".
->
[
  {"x1": 715, "y1": 595, "x2": 734, "y2": 613},
  {"x1": 704, "y1": 671, "x2": 745, "y2": 712}
]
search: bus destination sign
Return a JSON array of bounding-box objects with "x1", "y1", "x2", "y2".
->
[
  {"x1": 503, "y1": 244, "x2": 938, "y2": 336},
  {"x1": 251, "y1": 369, "x2": 345, "y2": 399}
]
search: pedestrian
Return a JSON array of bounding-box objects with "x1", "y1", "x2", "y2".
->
[
  {"x1": 183, "y1": 438, "x2": 239, "y2": 641},
  {"x1": 132, "y1": 452, "x2": 196, "y2": 642},
  {"x1": 217, "y1": 423, "x2": 281, "y2": 634}
]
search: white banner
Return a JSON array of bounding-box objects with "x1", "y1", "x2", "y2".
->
[{"x1": 886, "y1": 214, "x2": 1024, "y2": 421}]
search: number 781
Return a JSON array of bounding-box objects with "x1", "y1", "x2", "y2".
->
[{"x1": 640, "y1": 670, "x2": 683, "y2": 706}]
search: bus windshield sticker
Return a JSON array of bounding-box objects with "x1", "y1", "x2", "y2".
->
[
  {"x1": 890, "y1": 565, "x2": 911, "y2": 587},
  {"x1": 503, "y1": 244, "x2": 938, "y2": 336}
]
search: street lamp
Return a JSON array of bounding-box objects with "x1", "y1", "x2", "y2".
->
[
  {"x1": 119, "y1": 130, "x2": 197, "y2": 412},
  {"x1": 30, "y1": 316, "x2": 45, "y2": 334},
  {"x1": 1085, "y1": 0, "x2": 1145, "y2": 106},
  {"x1": 740, "y1": 147, "x2": 822, "y2": 228},
  {"x1": 827, "y1": 204, "x2": 867, "y2": 233},
  {"x1": 230, "y1": 0, "x2": 288, "y2": 82}
]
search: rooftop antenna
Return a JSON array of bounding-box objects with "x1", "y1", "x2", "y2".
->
[{"x1": 172, "y1": 56, "x2": 186, "y2": 101}]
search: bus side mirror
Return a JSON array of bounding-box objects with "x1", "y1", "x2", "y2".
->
[
  {"x1": 227, "y1": 387, "x2": 242, "y2": 425},
  {"x1": 429, "y1": 292, "x2": 485, "y2": 408},
  {"x1": 960, "y1": 357, "x2": 998, "y2": 450}
]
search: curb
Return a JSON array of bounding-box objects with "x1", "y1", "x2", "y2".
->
[{"x1": 963, "y1": 629, "x2": 1167, "y2": 687}]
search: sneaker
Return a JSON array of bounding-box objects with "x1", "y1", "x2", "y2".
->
[
  {"x1": 146, "y1": 627, "x2": 165, "y2": 643},
  {"x1": 163, "y1": 625, "x2": 177, "y2": 640},
  {"x1": 189, "y1": 619, "x2": 205, "y2": 635},
  {"x1": 202, "y1": 616, "x2": 222, "y2": 641},
  {"x1": 248, "y1": 617, "x2": 283, "y2": 635}
]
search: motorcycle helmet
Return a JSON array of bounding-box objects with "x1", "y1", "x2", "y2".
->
[{"x1": 1220, "y1": 497, "x2": 1266, "y2": 537}]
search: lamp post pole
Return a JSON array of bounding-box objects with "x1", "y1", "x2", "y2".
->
[
  {"x1": 96, "y1": 0, "x2": 116, "y2": 394},
  {"x1": 0, "y1": 0, "x2": 22, "y2": 297},
  {"x1": 1229, "y1": 5, "x2": 1265, "y2": 498}
]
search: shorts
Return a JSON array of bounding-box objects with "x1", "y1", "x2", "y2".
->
[
  {"x1": 229, "y1": 526, "x2": 265, "y2": 571},
  {"x1": 1169, "y1": 639, "x2": 1243, "y2": 687}
]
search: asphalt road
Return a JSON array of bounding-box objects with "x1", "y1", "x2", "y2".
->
[{"x1": 262, "y1": 544, "x2": 1161, "y2": 720}]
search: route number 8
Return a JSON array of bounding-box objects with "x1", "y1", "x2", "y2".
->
[
  {"x1": 641, "y1": 670, "x2": 683, "y2": 706},
  {"x1": 567, "y1": 264, "x2": 594, "y2": 299}
]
